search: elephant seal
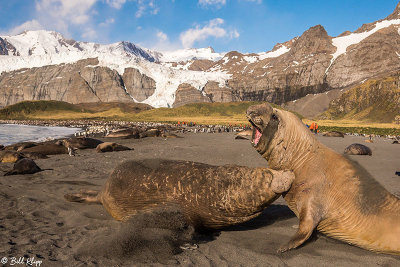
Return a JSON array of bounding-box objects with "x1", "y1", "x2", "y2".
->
[
  {"x1": 236, "y1": 130, "x2": 253, "y2": 137},
  {"x1": 20, "y1": 143, "x2": 68, "y2": 155},
  {"x1": 0, "y1": 144, "x2": 4, "y2": 150},
  {"x1": 64, "y1": 159, "x2": 294, "y2": 229},
  {"x1": 235, "y1": 135, "x2": 249, "y2": 140},
  {"x1": 4, "y1": 142, "x2": 37, "y2": 151},
  {"x1": 322, "y1": 131, "x2": 345, "y2": 138},
  {"x1": 0, "y1": 151, "x2": 24, "y2": 163},
  {"x1": 95, "y1": 142, "x2": 132, "y2": 153},
  {"x1": 344, "y1": 143, "x2": 372, "y2": 156},
  {"x1": 392, "y1": 140, "x2": 399, "y2": 144},
  {"x1": 4, "y1": 158, "x2": 42, "y2": 176},
  {"x1": 20, "y1": 152, "x2": 49, "y2": 160},
  {"x1": 246, "y1": 103, "x2": 400, "y2": 255},
  {"x1": 61, "y1": 137, "x2": 104, "y2": 149},
  {"x1": 106, "y1": 128, "x2": 140, "y2": 139},
  {"x1": 139, "y1": 129, "x2": 161, "y2": 138}
]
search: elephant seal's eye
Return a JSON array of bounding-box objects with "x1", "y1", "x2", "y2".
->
[{"x1": 271, "y1": 114, "x2": 278, "y2": 120}]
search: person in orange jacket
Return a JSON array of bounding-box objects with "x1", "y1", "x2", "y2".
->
[
  {"x1": 314, "y1": 123, "x2": 319, "y2": 134},
  {"x1": 310, "y1": 122, "x2": 315, "y2": 133}
]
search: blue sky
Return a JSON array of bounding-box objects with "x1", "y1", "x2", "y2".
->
[{"x1": 0, "y1": 0, "x2": 398, "y2": 53}]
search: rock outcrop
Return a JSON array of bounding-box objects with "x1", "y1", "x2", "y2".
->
[
  {"x1": 0, "y1": 58, "x2": 156, "y2": 107},
  {"x1": 122, "y1": 68, "x2": 156, "y2": 102},
  {"x1": 173, "y1": 83, "x2": 211, "y2": 107}
]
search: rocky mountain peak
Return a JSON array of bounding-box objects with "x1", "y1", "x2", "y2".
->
[
  {"x1": 386, "y1": 1, "x2": 400, "y2": 20},
  {"x1": 289, "y1": 24, "x2": 334, "y2": 57}
]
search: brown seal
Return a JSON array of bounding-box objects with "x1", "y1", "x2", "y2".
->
[
  {"x1": 139, "y1": 129, "x2": 161, "y2": 138},
  {"x1": 4, "y1": 142, "x2": 37, "y2": 151},
  {"x1": 106, "y1": 128, "x2": 140, "y2": 139},
  {"x1": 322, "y1": 131, "x2": 345, "y2": 138},
  {"x1": 61, "y1": 137, "x2": 104, "y2": 149},
  {"x1": 95, "y1": 142, "x2": 132, "y2": 153},
  {"x1": 4, "y1": 158, "x2": 42, "y2": 176},
  {"x1": 246, "y1": 103, "x2": 400, "y2": 255},
  {"x1": 344, "y1": 143, "x2": 372, "y2": 156},
  {"x1": 0, "y1": 151, "x2": 24, "y2": 163},
  {"x1": 20, "y1": 143, "x2": 68, "y2": 155},
  {"x1": 64, "y1": 159, "x2": 294, "y2": 229}
]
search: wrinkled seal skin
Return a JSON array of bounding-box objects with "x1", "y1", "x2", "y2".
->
[
  {"x1": 246, "y1": 103, "x2": 400, "y2": 255},
  {"x1": 65, "y1": 159, "x2": 294, "y2": 229},
  {"x1": 344, "y1": 143, "x2": 372, "y2": 156}
]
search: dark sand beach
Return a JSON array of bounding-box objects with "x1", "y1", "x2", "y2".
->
[{"x1": 0, "y1": 132, "x2": 399, "y2": 266}]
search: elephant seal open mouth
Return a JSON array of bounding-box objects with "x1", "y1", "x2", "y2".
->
[{"x1": 247, "y1": 103, "x2": 400, "y2": 255}]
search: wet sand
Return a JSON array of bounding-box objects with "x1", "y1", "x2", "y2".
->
[{"x1": 0, "y1": 133, "x2": 399, "y2": 266}]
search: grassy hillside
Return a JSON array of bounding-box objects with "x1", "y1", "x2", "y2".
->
[
  {"x1": 0, "y1": 100, "x2": 152, "y2": 120},
  {"x1": 319, "y1": 75, "x2": 400, "y2": 123},
  {"x1": 1, "y1": 100, "x2": 399, "y2": 134}
]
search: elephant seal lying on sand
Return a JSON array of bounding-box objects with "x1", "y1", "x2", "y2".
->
[
  {"x1": 65, "y1": 159, "x2": 294, "y2": 229},
  {"x1": 4, "y1": 158, "x2": 42, "y2": 176},
  {"x1": 95, "y1": 142, "x2": 132, "y2": 153},
  {"x1": 322, "y1": 131, "x2": 345, "y2": 138},
  {"x1": 246, "y1": 103, "x2": 400, "y2": 255},
  {"x1": 344, "y1": 143, "x2": 372, "y2": 156}
]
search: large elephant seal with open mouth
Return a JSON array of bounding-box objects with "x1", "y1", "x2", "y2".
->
[
  {"x1": 246, "y1": 103, "x2": 400, "y2": 255},
  {"x1": 65, "y1": 159, "x2": 294, "y2": 229}
]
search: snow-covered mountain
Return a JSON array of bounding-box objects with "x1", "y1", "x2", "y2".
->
[{"x1": 1, "y1": 2, "x2": 400, "y2": 112}]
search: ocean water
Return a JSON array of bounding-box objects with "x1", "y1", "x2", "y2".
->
[{"x1": 0, "y1": 124, "x2": 81, "y2": 146}]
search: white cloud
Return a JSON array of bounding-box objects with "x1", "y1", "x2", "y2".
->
[
  {"x1": 135, "y1": 0, "x2": 159, "y2": 18},
  {"x1": 156, "y1": 31, "x2": 168, "y2": 42},
  {"x1": 179, "y1": 18, "x2": 239, "y2": 48},
  {"x1": 105, "y1": 0, "x2": 127, "y2": 9},
  {"x1": 36, "y1": 0, "x2": 97, "y2": 26},
  {"x1": 6, "y1": 20, "x2": 44, "y2": 35},
  {"x1": 199, "y1": 0, "x2": 226, "y2": 8},
  {"x1": 244, "y1": 0, "x2": 262, "y2": 3},
  {"x1": 99, "y1": 18, "x2": 115, "y2": 27},
  {"x1": 82, "y1": 28, "x2": 98, "y2": 39}
]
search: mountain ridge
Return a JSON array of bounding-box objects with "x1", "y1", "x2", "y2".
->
[{"x1": 1, "y1": 2, "x2": 400, "y2": 112}]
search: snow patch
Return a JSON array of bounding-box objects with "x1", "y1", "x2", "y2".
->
[
  {"x1": 327, "y1": 18, "x2": 400, "y2": 73},
  {"x1": 258, "y1": 45, "x2": 290, "y2": 60}
]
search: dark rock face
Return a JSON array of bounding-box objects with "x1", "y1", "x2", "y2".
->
[
  {"x1": 0, "y1": 37, "x2": 18, "y2": 55},
  {"x1": 173, "y1": 83, "x2": 211, "y2": 107},
  {"x1": 123, "y1": 68, "x2": 156, "y2": 102}
]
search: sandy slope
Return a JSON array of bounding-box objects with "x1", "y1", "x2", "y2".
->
[{"x1": 0, "y1": 133, "x2": 399, "y2": 266}]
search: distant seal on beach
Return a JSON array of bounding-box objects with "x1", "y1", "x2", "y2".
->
[
  {"x1": 0, "y1": 151, "x2": 24, "y2": 163},
  {"x1": 4, "y1": 158, "x2": 42, "y2": 176},
  {"x1": 95, "y1": 142, "x2": 132, "y2": 153},
  {"x1": 236, "y1": 130, "x2": 253, "y2": 137},
  {"x1": 235, "y1": 135, "x2": 249, "y2": 140},
  {"x1": 21, "y1": 143, "x2": 68, "y2": 155},
  {"x1": 20, "y1": 152, "x2": 49, "y2": 159},
  {"x1": 139, "y1": 129, "x2": 161, "y2": 138},
  {"x1": 247, "y1": 103, "x2": 400, "y2": 255},
  {"x1": 344, "y1": 143, "x2": 372, "y2": 156},
  {"x1": 322, "y1": 131, "x2": 345, "y2": 138},
  {"x1": 61, "y1": 137, "x2": 104, "y2": 149},
  {"x1": 64, "y1": 159, "x2": 294, "y2": 229},
  {"x1": 106, "y1": 128, "x2": 140, "y2": 139},
  {"x1": 392, "y1": 140, "x2": 399, "y2": 144},
  {"x1": 4, "y1": 142, "x2": 37, "y2": 151}
]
